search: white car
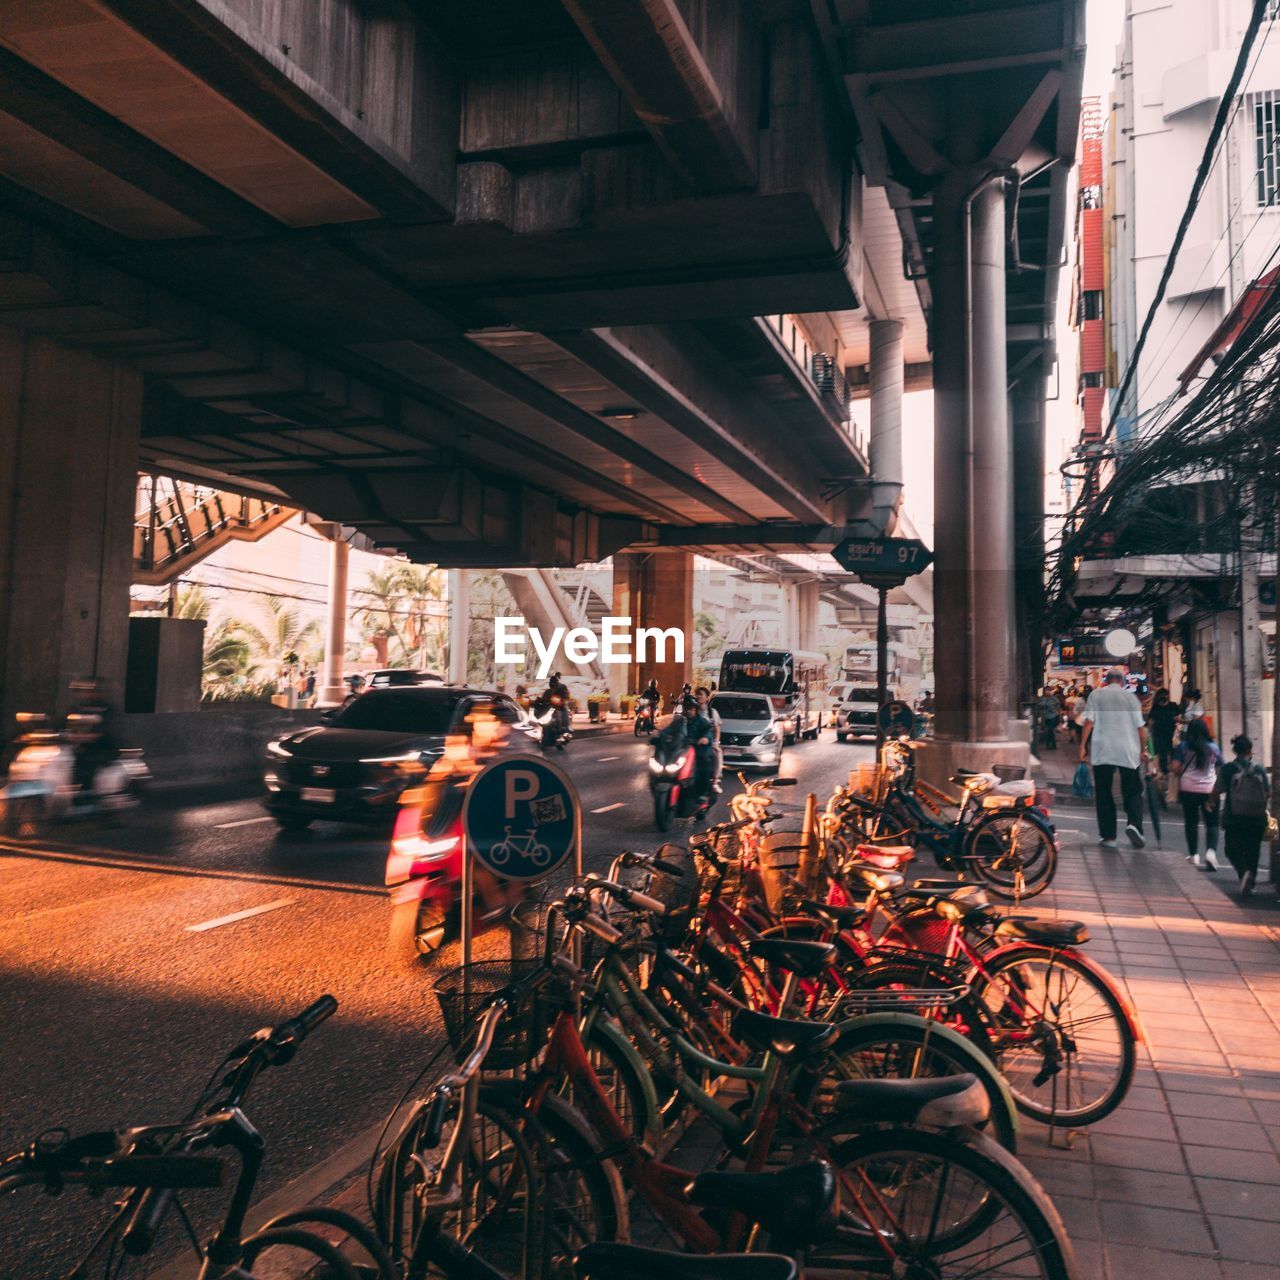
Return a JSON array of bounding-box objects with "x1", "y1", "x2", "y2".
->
[
  {"x1": 711, "y1": 692, "x2": 787, "y2": 772},
  {"x1": 834, "y1": 685, "x2": 883, "y2": 742}
]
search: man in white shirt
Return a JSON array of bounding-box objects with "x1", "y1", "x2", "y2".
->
[{"x1": 1080, "y1": 667, "x2": 1148, "y2": 849}]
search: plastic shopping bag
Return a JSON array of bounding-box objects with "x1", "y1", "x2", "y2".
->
[{"x1": 1072, "y1": 761, "x2": 1094, "y2": 798}]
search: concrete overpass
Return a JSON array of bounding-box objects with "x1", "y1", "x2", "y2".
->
[{"x1": 0, "y1": 0, "x2": 1083, "y2": 762}]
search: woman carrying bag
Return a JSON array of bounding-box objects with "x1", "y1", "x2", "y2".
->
[
  {"x1": 1172, "y1": 717, "x2": 1222, "y2": 870},
  {"x1": 1215, "y1": 735, "x2": 1271, "y2": 898}
]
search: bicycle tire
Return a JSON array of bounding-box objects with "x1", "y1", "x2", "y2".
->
[
  {"x1": 375, "y1": 1085, "x2": 538, "y2": 1280},
  {"x1": 964, "y1": 811, "x2": 1057, "y2": 900},
  {"x1": 261, "y1": 1207, "x2": 396, "y2": 1280},
  {"x1": 576, "y1": 1017, "x2": 662, "y2": 1147},
  {"x1": 795, "y1": 1013, "x2": 1019, "y2": 1152},
  {"x1": 973, "y1": 946, "x2": 1137, "y2": 1127},
  {"x1": 821, "y1": 1126, "x2": 1077, "y2": 1278},
  {"x1": 239, "y1": 1225, "x2": 364, "y2": 1279}
]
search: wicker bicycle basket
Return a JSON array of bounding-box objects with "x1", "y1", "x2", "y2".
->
[
  {"x1": 756, "y1": 832, "x2": 806, "y2": 914},
  {"x1": 432, "y1": 960, "x2": 547, "y2": 1071}
]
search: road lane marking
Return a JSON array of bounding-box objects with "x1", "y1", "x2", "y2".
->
[
  {"x1": 214, "y1": 816, "x2": 274, "y2": 829},
  {"x1": 598, "y1": 756, "x2": 619, "y2": 762},
  {"x1": 186, "y1": 899, "x2": 295, "y2": 933},
  {"x1": 591, "y1": 802, "x2": 625, "y2": 814},
  {"x1": 0, "y1": 839, "x2": 384, "y2": 897}
]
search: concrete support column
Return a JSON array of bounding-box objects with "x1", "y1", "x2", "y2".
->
[
  {"x1": 781, "y1": 582, "x2": 799, "y2": 649},
  {"x1": 0, "y1": 331, "x2": 141, "y2": 729},
  {"x1": 612, "y1": 550, "x2": 692, "y2": 700},
  {"x1": 921, "y1": 171, "x2": 1026, "y2": 780},
  {"x1": 869, "y1": 318, "x2": 905, "y2": 534},
  {"x1": 319, "y1": 529, "x2": 350, "y2": 705},
  {"x1": 796, "y1": 580, "x2": 821, "y2": 653},
  {"x1": 448, "y1": 568, "x2": 470, "y2": 687},
  {"x1": 969, "y1": 179, "x2": 1014, "y2": 742}
]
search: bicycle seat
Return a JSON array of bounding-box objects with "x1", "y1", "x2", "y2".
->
[
  {"x1": 831, "y1": 1074, "x2": 989, "y2": 1128},
  {"x1": 731, "y1": 1007, "x2": 838, "y2": 1058},
  {"x1": 574, "y1": 1244, "x2": 795, "y2": 1280},
  {"x1": 843, "y1": 864, "x2": 904, "y2": 893},
  {"x1": 746, "y1": 938, "x2": 836, "y2": 978},
  {"x1": 687, "y1": 1160, "x2": 837, "y2": 1246},
  {"x1": 798, "y1": 898, "x2": 868, "y2": 929},
  {"x1": 905, "y1": 877, "x2": 968, "y2": 892},
  {"x1": 995, "y1": 916, "x2": 1089, "y2": 946},
  {"x1": 896, "y1": 883, "x2": 985, "y2": 904}
]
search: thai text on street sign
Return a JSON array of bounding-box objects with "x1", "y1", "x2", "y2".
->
[{"x1": 831, "y1": 536, "x2": 933, "y2": 585}]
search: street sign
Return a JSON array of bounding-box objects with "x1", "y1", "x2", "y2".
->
[
  {"x1": 462, "y1": 756, "x2": 579, "y2": 883},
  {"x1": 831, "y1": 536, "x2": 933, "y2": 585},
  {"x1": 878, "y1": 699, "x2": 914, "y2": 736}
]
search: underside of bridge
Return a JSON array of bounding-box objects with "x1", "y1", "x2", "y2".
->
[{"x1": 0, "y1": 0, "x2": 1082, "y2": 730}]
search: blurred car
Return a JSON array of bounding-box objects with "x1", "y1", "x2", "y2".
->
[
  {"x1": 834, "y1": 685, "x2": 884, "y2": 742},
  {"x1": 711, "y1": 691, "x2": 786, "y2": 773},
  {"x1": 263, "y1": 686, "x2": 530, "y2": 829},
  {"x1": 366, "y1": 669, "x2": 444, "y2": 688}
]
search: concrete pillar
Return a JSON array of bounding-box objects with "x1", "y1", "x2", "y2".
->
[
  {"x1": 448, "y1": 568, "x2": 470, "y2": 687},
  {"x1": 920, "y1": 171, "x2": 1026, "y2": 779},
  {"x1": 319, "y1": 529, "x2": 350, "y2": 705},
  {"x1": 612, "y1": 550, "x2": 692, "y2": 700},
  {"x1": 781, "y1": 582, "x2": 799, "y2": 649},
  {"x1": 796, "y1": 580, "x2": 821, "y2": 653},
  {"x1": 869, "y1": 318, "x2": 905, "y2": 534},
  {"x1": 0, "y1": 331, "x2": 141, "y2": 730},
  {"x1": 1012, "y1": 380, "x2": 1046, "y2": 718}
]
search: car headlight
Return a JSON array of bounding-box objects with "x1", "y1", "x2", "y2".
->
[
  {"x1": 360, "y1": 751, "x2": 425, "y2": 765},
  {"x1": 755, "y1": 731, "x2": 779, "y2": 745},
  {"x1": 266, "y1": 740, "x2": 292, "y2": 758}
]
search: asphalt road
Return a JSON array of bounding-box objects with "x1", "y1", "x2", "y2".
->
[{"x1": 0, "y1": 730, "x2": 872, "y2": 1280}]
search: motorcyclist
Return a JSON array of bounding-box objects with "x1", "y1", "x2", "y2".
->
[
  {"x1": 694, "y1": 686, "x2": 723, "y2": 794},
  {"x1": 67, "y1": 678, "x2": 124, "y2": 797},
  {"x1": 546, "y1": 672, "x2": 572, "y2": 736},
  {"x1": 669, "y1": 682, "x2": 692, "y2": 713},
  {"x1": 638, "y1": 678, "x2": 660, "y2": 710},
  {"x1": 673, "y1": 695, "x2": 716, "y2": 809}
]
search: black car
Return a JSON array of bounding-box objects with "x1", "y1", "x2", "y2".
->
[{"x1": 263, "y1": 686, "x2": 530, "y2": 830}]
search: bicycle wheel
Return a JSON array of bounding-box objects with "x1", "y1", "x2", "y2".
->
[
  {"x1": 375, "y1": 1085, "x2": 538, "y2": 1280},
  {"x1": 973, "y1": 947, "x2": 1136, "y2": 1127},
  {"x1": 568, "y1": 1018, "x2": 660, "y2": 1146},
  {"x1": 796, "y1": 1013, "x2": 1019, "y2": 1152},
  {"x1": 819, "y1": 1127, "x2": 1077, "y2": 1278},
  {"x1": 965, "y1": 812, "x2": 1057, "y2": 900},
  {"x1": 261, "y1": 1207, "x2": 396, "y2": 1279},
  {"x1": 240, "y1": 1225, "x2": 364, "y2": 1279}
]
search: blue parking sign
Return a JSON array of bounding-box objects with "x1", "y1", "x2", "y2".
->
[{"x1": 462, "y1": 756, "x2": 579, "y2": 883}]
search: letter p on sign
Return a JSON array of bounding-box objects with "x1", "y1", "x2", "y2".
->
[{"x1": 504, "y1": 769, "x2": 540, "y2": 818}]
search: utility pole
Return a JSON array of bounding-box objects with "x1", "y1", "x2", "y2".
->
[{"x1": 875, "y1": 586, "x2": 889, "y2": 751}]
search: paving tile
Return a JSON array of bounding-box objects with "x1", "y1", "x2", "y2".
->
[
  {"x1": 1093, "y1": 1107, "x2": 1180, "y2": 1143},
  {"x1": 1175, "y1": 1116, "x2": 1276, "y2": 1152},
  {"x1": 1104, "y1": 1243, "x2": 1222, "y2": 1279},
  {"x1": 1098, "y1": 1201, "x2": 1216, "y2": 1252},
  {"x1": 1220, "y1": 1264, "x2": 1280, "y2": 1279},
  {"x1": 1093, "y1": 1165, "x2": 1200, "y2": 1212},
  {"x1": 1196, "y1": 1176, "x2": 1279, "y2": 1222},
  {"x1": 1214, "y1": 1216, "x2": 1280, "y2": 1265},
  {"x1": 1183, "y1": 1146, "x2": 1280, "y2": 1183},
  {"x1": 1091, "y1": 1133, "x2": 1187, "y2": 1174},
  {"x1": 1166, "y1": 1090, "x2": 1254, "y2": 1121},
  {"x1": 1053, "y1": 1192, "x2": 1101, "y2": 1240}
]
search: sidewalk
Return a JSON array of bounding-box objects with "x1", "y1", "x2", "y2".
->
[{"x1": 1024, "y1": 751, "x2": 1280, "y2": 1278}]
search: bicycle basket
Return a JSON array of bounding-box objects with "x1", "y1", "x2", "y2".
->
[
  {"x1": 694, "y1": 826, "x2": 746, "y2": 903},
  {"x1": 623, "y1": 844, "x2": 699, "y2": 944},
  {"x1": 433, "y1": 960, "x2": 547, "y2": 1071},
  {"x1": 757, "y1": 832, "x2": 805, "y2": 914}
]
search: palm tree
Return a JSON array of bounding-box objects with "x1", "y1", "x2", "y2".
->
[
  {"x1": 395, "y1": 564, "x2": 444, "y2": 671},
  {"x1": 176, "y1": 583, "x2": 211, "y2": 620},
  {"x1": 353, "y1": 566, "x2": 409, "y2": 665},
  {"x1": 202, "y1": 619, "x2": 255, "y2": 687},
  {"x1": 237, "y1": 596, "x2": 321, "y2": 669}
]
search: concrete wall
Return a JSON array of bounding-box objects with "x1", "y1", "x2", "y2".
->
[{"x1": 126, "y1": 706, "x2": 323, "y2": 788}]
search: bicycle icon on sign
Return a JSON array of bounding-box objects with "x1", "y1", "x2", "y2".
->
[{"x1": 488, "y1": 825, "x2": 552, "y2": 868}]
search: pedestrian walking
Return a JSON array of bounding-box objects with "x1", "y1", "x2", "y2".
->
[
  {"x1": 1080, "y1": 667, "x2": 1148, "y2": 849},
  {"x1": 1180, "y1": 688, "x2": 1205, "y2": 723},
  {"x1": 1172, "y1": 717, "x2": 1222, "y2": 871},
  {"x1": 1148, "y1": 688, "x2": 1178, "y2": 774},
  {"x1": 1215, "y1": 734, "x2": 1270, "y2": 897}
]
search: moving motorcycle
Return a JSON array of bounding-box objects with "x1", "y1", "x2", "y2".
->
[
  {"x1": 634, "y1": 698, "x2": 657, "y2": 737},
  {"x1": 649, "y1": 730, "x2": 716, "y2": 831},
  {"x1": 1, "y1": 713, "x2": 149, "y2": 838},
  {"x1": 531, "y1": 690, "x2": 572, "y2": 751}
]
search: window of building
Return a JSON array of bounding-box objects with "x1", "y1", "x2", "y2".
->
[
  {"x1": 1253, "y1": 90, "x2": 1280, "y2": 206},
  {"x1": 1079, "y1": 291, "x2": 1102, "y2": 321}
]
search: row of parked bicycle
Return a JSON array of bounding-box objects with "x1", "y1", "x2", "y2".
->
[{"x1": 2, "y1": 745, "x2": 1117, "y2": 1279}]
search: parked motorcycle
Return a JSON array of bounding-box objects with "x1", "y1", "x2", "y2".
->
[
  {"x1": 649, "y1": 730, "x2": 716, "y2": 831},
  {"x1": 1, "y1": 713, "x2": 149, "y2": 838},
  {"x1": 531, "y1": 691, "x2": 572, "y2": 751},
  {"x1": 633, "y1": 698, "x2": 657, "y2": 737}
]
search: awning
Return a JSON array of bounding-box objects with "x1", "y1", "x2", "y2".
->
[{"x1": 1178, "y1": 265, "x2": 1280, "y2": 393}]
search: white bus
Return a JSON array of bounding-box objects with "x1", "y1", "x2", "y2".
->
[{"x1": 718, "y1": 648, "x2": 829, "y2": 742}]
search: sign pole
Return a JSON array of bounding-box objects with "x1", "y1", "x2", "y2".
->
[{"x1": 876, "y1": 585, "x2": 889, "y2": 751}]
